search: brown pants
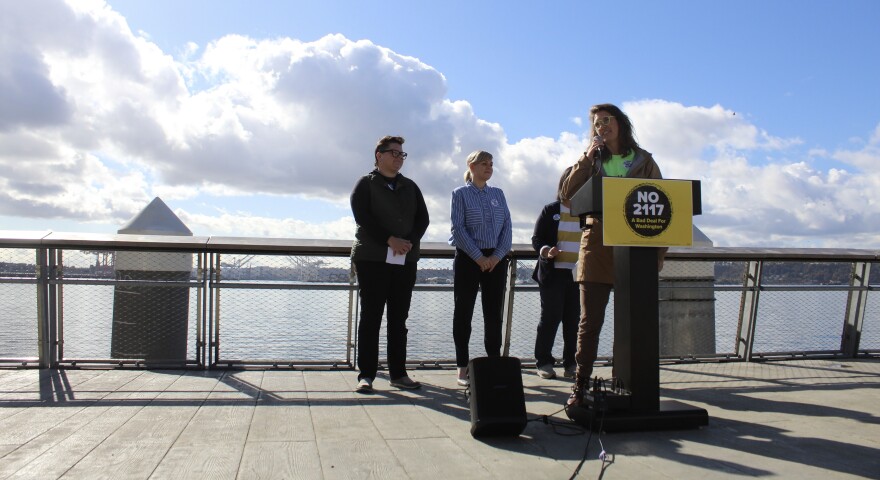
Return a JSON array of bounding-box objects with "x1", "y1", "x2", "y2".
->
[{"x1": 574, "y1": 282, "x2": 612, "y2": 383}]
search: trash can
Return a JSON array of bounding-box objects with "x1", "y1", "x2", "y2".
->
[{"x1": 111, "y1": 197, "x2": 193, "y2": 363}]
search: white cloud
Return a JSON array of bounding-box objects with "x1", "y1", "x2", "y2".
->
[
  {"x1": 1, "y1": 0, "x2": 879, "y2": 249},
  {"x1": 830, "y1": 123, "x2": 880, "y2": 171},
  {"x1": 623, "y1": 100, "x2": 880, "y2": 247}
]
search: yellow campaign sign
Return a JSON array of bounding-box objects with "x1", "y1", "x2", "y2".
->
[{"x1": 602, "y1": 178, "x2": 693, "y2": 247}]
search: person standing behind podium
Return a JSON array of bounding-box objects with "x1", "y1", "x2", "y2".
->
[
  {"x1": 559, "y1": 104, "x2": 663, "y2": 407},
  {"x1": 449, "y1": 150, "x2": 512, "y2": 386},
  {"x1": 531, "y1": 166, "x2": 580, "y2": 380},
  {"x1": 350, "y1": 135, "x2": 429, "y2": 394}
]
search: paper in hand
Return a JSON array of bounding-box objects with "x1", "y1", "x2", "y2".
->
[{"x1": 386, "y1": 246, "x2": 406, "y2": 265}]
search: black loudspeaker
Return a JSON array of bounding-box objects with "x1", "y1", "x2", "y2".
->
[{"x1": 468, "y1": 356, "x2": 527, "y2": 437}]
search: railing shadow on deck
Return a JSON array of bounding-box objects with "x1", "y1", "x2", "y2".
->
[{"x1": 3, "y1": 361, "x2": 879, "y2": 477}]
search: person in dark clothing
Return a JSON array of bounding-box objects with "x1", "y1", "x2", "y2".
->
[
  {"x1": 531, "y1": 166, "x2": 580, "y2": 380},
  {"x1": 350, "y1": 135, "x2": 429, "y2": 393}
]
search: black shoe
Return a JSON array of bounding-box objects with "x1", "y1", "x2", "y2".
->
[{"x1": 390, "y1": 376, "x2": 421, "y2": 390}]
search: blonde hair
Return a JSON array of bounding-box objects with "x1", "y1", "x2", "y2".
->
[{"x1": 464, "y1": 150, "x2": 493, "y2": 183}]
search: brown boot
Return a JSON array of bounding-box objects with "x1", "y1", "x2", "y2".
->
[{"x1": 567, "y1": 376, "x2": 587, "y2": 407}]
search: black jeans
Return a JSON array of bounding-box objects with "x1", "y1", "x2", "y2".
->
[
  {"x1": 452, "y1": 249, "x2": 510, "y2": 368},
  {"x1": 534, "y1": 268, "x2": 579, "y2": 369},
  {"x1": 354, "y1": 260, "x2": 417, "y2": 380}
]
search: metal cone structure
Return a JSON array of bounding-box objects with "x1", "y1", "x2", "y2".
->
[{"x1": 111, "y1": 198, "x2": 193, "y2": 364}]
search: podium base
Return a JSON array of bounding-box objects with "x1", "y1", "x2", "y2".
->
[{"x1": 566, "y1": 399, "x2": 708, "y2": 432}]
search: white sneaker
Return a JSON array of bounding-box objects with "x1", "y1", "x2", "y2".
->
[
  {"x1": 355, "y1": 377, "x2": 373, "y2": 394},
  {"x1": 563, "y1": 366, "x2": 577, "y2": 378},
  {"x1": 536, "y1": 364, "x2": 556, "y2": 379},
  {"x1": 456, "y1": 367, "x2": 469, "y2": 386}
]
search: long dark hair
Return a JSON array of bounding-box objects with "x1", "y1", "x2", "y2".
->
[{"x1": 590, "y1": 103, "x2": 640, "y2": 159}]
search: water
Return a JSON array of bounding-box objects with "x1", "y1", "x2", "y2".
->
[
  {"x1": 0, "y1": 284, "x2": 38, "y2": 358},
  {"x1": 3, "y1": 283, "x2": 875, "y2": 363}
]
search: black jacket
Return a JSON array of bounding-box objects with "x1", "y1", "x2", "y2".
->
[
  {"x1": 350, "y1": 169, "x2": 429, "y2": 263},
  {"x1": 530, "y1": 201, "x2": 561, "y2": 286}
]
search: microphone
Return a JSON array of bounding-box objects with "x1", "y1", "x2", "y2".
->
[{"x1": 593, "y1": 135, "x2": 604, "y2": 160}]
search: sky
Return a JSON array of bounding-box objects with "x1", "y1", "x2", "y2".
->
[{"x1": 1, "y1": 0, "x2": 879, "y2": 248}]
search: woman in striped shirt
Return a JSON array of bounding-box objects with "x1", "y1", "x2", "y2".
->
[
  {"x1": 531, "y1": 166, "x2": 580, "y2": 380},
  {"x1": 448, "y1": 150, "x2": 513, "y2": 386}
]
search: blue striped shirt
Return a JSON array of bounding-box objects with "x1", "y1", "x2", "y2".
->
[{"x1": 448, "y1": 182, "x2": 512, "y2": 261}]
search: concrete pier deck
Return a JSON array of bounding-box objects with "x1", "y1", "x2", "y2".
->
[{"x1": 1, "y1": 359, "x2": 878, "y2": 479}]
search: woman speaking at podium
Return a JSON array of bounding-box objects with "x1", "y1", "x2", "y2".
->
[{"x1": 560, "y1": 104, "x2": 663, "y2": 407}]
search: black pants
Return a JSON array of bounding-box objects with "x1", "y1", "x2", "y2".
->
[
  {"x1": 354, "y1": 260, "x2": 417, "y2": 380},
  {"x1": 452, "y1": 249, "x2": 510, "y2": 368},
  {"x1": 534, "y1": 268, "x2": 579, "y2": 369}
]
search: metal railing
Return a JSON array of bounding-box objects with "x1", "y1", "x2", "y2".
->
[{"x1": 0, "y1": 231, "x2": 878, "y2": 369}]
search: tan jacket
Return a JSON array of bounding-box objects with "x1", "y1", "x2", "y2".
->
[{"x1": 560, "y1": 148, "x2": 664, "y2": 284}]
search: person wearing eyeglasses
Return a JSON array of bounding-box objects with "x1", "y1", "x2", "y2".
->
[
  {"x1": 531, "y1": 166, "x2": 580, "y2": 381},
  {"x1": 559, "y1": 104, "x2": 664, "y2": 407},
  {"x1": 448, "y1": 150, "x2": 513, "y2": 386},
  {"x1": 350, "y1": 135, "x2": 429, "y2": 393}
]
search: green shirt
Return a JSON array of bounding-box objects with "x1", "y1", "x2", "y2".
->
[{"x1": 603, "y1": 151, "x2": 635, "y2": 177}]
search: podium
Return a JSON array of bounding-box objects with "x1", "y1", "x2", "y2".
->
[{"x1": 567, "y1": 176, "x2": 709, "y2": 432}]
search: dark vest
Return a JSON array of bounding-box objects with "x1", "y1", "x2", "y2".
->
[{"x1": 351, "y1": 172, "x2": 421, "y2": 262}]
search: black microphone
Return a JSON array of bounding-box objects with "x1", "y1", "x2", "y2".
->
[{"x1": 593, "y1": 135, "x2": 604, "y2": 161}]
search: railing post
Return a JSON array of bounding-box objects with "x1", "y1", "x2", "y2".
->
[
  {"x1": 737, "y1": 260, "x2": 762, "y2": 361},
  {"x1": 841, "y1": 262, "x2": 870, "y2": 357},
  {"x1": 207, "y1": 252, "x2": 218, "y2": 368},
  {"x1": 347, "y1": 262, "x2": 357, "y2": 367},
  {"x1": 501, "y1": 257, "x2": 517, "y2": 357},
  {"x1": 52, "y1": 249, "x2": 62, "y2": 366},
  {"x1": 36, "y1": 248, "x2": 52, "y2": 368},
  {"x1": 196, "y1": 252, "x2": 206, "y2": 369}
]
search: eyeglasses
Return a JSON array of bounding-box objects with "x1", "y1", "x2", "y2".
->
[
  {"x1": 380, "y1": 149, "x2": 408, "y2": 159},
  {"x1": 594, "y1": 116, "x2": 615, "y2": 129}
]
